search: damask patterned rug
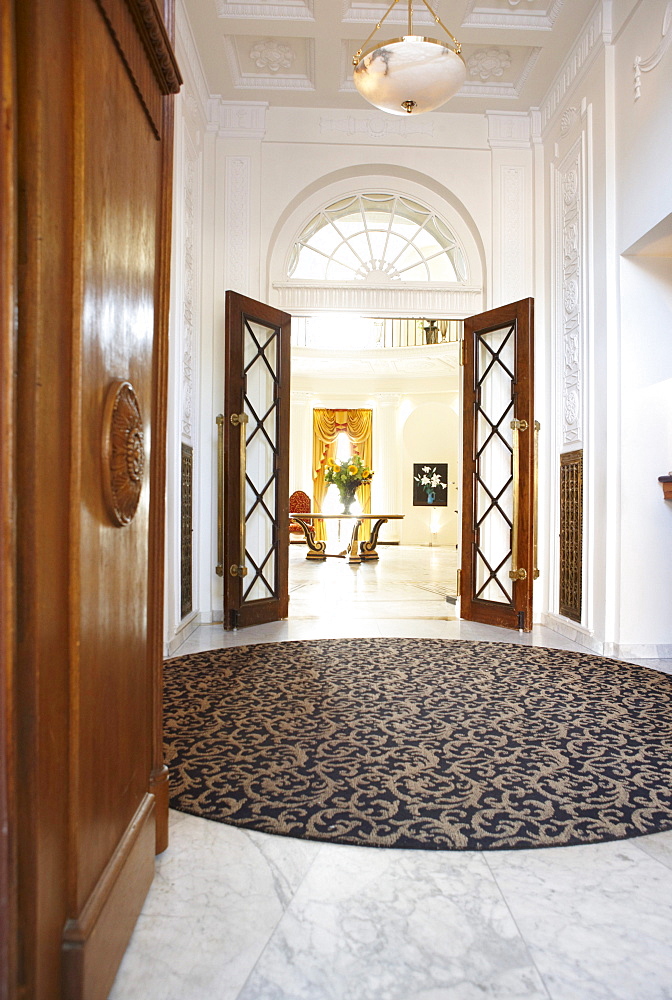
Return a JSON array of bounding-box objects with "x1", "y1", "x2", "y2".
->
[{"x1": 164, "y1": 638, "x2": 672, "y2": 851}]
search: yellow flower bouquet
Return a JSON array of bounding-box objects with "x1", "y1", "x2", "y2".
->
[{"x1": 324, "y1": 455, "x2": 373, "y2": 512}]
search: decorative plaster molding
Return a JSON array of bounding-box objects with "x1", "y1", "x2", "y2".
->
[
  {"x1": 634, "y1": 2, "x2": 672, "y2": 100},
  {"x1": 249, "y1": 39, "x2": 296, "y2": 72},
  {"x1": 373, "y1": 392, "x2": 402, "y2": 405},
  {"x1": 486, "y1": 111, "x2": 532, "y2": 148},
  {"x1": 206, "y1": 99, "x2": 268, "y2": 137},
  {"x1": 343, "y1": 1, "x2": 435, "y2": 25},
  {"x1": 467, "y1": 48, "x2": 512, "y2": 81},
  {"x1": 540, "y1": 4, "x2": 603, "y2": 132},
  {"x1": 560, "y1": 105, "x2": 579, "y2": 136},
  {"x1": 273, "y1": 282, "x2": 482, "y2": 318},
  {"x1": 463, "y1": 0, "x2": 564, "y2": 30},
  {"x1": 224, "y1": 37, "x2": 314, "y2": 91},
  {"x1": 290, "y1": 391, "x2": 316, "y2": 402},
  {"x1": 175, "y1": 0, "x2": 210, "y2": 124},
  {"x1": 320, "y1": 114, "x2": 434, "y2": 140},
  {"x1": 225, "y1": 157, "x2": 251, "y2": 294},
  {"x1": 501, "y1": 166, "x2": 525, "y2": 298},
  {"x1": 556, "y1": 141, "x2": 584, "y2": 447},
  {"x1": 181, "y1": 135, "x2": 199, "y2": 442},
  {"x1": 216, "y1": 0, "x2": 314, "y2": 19},
  {"x1": 462, "y1": 48, "x2": 540, "y2": 99}
]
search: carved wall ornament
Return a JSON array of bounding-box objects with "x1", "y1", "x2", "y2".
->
[
  {"x1": 249, "y1": 38, "x2": 295, "y2": 72},
  {"x1": 102, "y1": 380, "x2": 145, "y2": 526},
  {"x1": 467, "y1": 48, "x2": 512, "y2": 81},
  {"x1": 556, "y1": 142, "x2": 583, "y2": 447},
  {"x1": 560, "y1": 106, "x2": 579, "y2": 136},
  {"x1": 634, "y1": 2, "x2": 672, "y2": 100}
]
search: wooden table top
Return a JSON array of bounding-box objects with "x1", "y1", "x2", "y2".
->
[{"x1": 289, "y1": 513, "x2": 404, "y2": 519}]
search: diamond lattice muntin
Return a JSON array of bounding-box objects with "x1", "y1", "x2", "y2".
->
[
  {"x1": 474, "y1": 323, "x2": 515, "y2": 604},
  {"x1": 243, "y1": 319, "x2": 280, "y2": 603}
]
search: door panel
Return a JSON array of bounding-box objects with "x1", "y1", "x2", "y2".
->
[
  {"x1": 222, "y1": 292, "x2": 291, "y2": 629},
  {"x1": 10, "y1": 0, "x2": 180, "y2": 997},
  {"x1": 461, "y1": 298, "x2": 536, "y2": 631}
]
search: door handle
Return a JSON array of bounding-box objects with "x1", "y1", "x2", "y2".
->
[
  {"x1": 509, "y1": 418, "x2": 528, "y2": 581},
  {"x1": 230, "y1": 412, "x2": 249, "y2": 579}
]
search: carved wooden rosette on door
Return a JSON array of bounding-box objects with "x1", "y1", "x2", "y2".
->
[
  {"x1": 102, "y1": 380, "x2": 145, "y2": 526},
  {"x1": 460, "y1": 299, "x2": 536, "y2": 631}
]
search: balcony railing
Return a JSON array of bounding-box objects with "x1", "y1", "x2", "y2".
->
[{"x1": 291, "y1": 316, "x2": 463, "y2": 350}]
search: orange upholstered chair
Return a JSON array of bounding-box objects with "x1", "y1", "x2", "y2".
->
[{"x1": 289, "y1": 490, "x2": 312, "y2": 538}]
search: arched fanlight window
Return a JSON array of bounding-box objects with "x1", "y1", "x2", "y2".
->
[{"x1": 287, "y1": 194, "x2": 467, "y2": 283}]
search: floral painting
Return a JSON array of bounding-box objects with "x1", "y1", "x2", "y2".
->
[{"x1": 413, "y1": 464, "x2": 448, "y2": 506}]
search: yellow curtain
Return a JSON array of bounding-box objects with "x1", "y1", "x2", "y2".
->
[{"x1": 312, "y1": 408, "x2": 373, "y2": 541}]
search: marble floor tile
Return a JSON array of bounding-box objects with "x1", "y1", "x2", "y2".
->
[
  {"x1": 486, "y1": 838, "x2": 672, "y2": 1000},
  {"x1": 109, "y1": 815, "x2": 321, "y2": 1000},
  {"x1": 237, "y1": 845, "x2": 550, "y2": 1000}
]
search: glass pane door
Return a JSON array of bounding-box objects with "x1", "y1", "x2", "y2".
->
[
  {"x1": 461, "y1": 299, "x2": 535, "y2": 631},
  {"x1": 223, "y1": 292, "x2": 291, "y2": 629}
]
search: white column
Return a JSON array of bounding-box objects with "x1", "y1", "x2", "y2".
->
[{"x1": 374, "y1": 393, "x2": 402, "y2": 541}]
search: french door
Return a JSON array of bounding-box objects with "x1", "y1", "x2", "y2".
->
[
  {"x1": 220, "y1": 291, "x2": 291, "y2": 629},
  {"x1": 460, "y1": 298, "x2": 537, "y2": 631}
]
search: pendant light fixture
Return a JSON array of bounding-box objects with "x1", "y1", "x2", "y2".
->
[{"x1": 352, "y1": 0, "x2": 466, "y2": 115}]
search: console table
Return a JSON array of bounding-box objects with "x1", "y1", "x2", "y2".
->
[{"x1": 289, "y1": 513, "x2": 404, "y2": 565}]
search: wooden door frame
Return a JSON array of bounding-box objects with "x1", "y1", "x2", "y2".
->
[
  {"x1": 223, "y1": 291, "x2": 291, "y2": 630},
  {"x1": 460, "y1": 298, "x2": 535, "y2": 631},
  {"x1": 1, "y1": 0, "x2": 17, "y2": 994}
]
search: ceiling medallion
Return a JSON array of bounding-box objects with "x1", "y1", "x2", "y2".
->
[
  {"x1": 352, "y1": 0, "x2": 466, "y2": 115},
  {"x1": 249, "y1": 38, "x2": 295, "y2": 73},
  {"x1": 102, "y1": 379, "x2": 146, "y2": 527}
]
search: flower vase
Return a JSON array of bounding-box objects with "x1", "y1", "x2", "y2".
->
[{"x1": 339, "y1": 482, "x2": 359, "y2": 514}]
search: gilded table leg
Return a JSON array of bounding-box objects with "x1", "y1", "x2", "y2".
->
[
  {"x1": 346, "y1": 519, "x2": 363, "y2": 564},
  {"x1": 359, "y1": 517, "x2": 389, "y2": 561},
  {"x1": 293, "y1": 516, "x2": 327, "y2": 560}
]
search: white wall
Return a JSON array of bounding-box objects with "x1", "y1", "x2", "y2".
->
[{"x1": 538, "y1": 0, "x2": 672, "y2": 657}]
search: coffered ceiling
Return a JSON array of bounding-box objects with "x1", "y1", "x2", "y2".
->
[{"x1": 182, "y1": 0, "x2": 593, "y2": 115}]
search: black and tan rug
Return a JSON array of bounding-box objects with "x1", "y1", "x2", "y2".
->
[{"x1": 164, "y1": 638, "x2": 672, "y2": 851}]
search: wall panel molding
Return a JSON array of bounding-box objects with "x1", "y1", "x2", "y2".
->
[{"x1": 225, "y1": 156, "x2": 252, "y2": 294}]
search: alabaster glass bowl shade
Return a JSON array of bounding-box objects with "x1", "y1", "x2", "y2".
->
[{"x1": 353, "y1": 36, "x2": 466, "y2": 115}]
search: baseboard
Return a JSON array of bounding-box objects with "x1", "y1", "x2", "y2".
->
[
  {"x1": 165, "y1": 611, "x2": 200, "y2": 656},
  {"x1": 540, "y1": 613, "x2": 603, "y2": 654},
  {"x1": 602, "y1": 642, "x2": 672, "y2": 661},
  {"x1": 62, "y1": 794, "x2": 156, "y2": 1000},
  {"x1": 150, "y1": 764, "x2": 170, "y2": 854},
  {"x1": 541, "y1": 614, "x2": 672, "y2": 660}
]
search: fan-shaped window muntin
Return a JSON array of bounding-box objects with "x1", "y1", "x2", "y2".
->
[{"x1": 287, "y1": 194, "x2": 467, "y2": 283}]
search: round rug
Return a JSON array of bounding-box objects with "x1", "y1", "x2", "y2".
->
[{"x1": 163, "y1": 638, "x2": 672, "y2": 851}]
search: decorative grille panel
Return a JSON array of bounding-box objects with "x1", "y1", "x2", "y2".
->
[
  {"x1": 181, "y1": 443, "x2": 193, "y2": 620},
  {"x1": 559, "y1": 449, "x2": 583, "y2": 622}
]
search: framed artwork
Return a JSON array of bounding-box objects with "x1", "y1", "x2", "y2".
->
[{"x1": 413, "y1": 464, "x2": 448, "y2": 506}]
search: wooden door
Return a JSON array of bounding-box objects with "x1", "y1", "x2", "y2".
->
[
  {"x1": 460, "y1": 298, "x2": 537, "y2": 631},
  {"x1": 7, "y1": 1, "x2": 181, "y2": 998},
  {"x1": 221, "y1": 292, "x2": 291, "y2": 630}
]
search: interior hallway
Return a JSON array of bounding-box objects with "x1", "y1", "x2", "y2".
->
[{"x1": 110, "y1": 546, "x2": 672, "y2": 999}]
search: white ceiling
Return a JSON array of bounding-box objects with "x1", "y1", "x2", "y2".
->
[{"x1": 183, "y1": 0, "x2": 594, "y2": 117}]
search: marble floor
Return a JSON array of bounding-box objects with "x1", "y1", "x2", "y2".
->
[{"x1": 110, "y1": 546, "x2": 672, "y2": 1000}]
